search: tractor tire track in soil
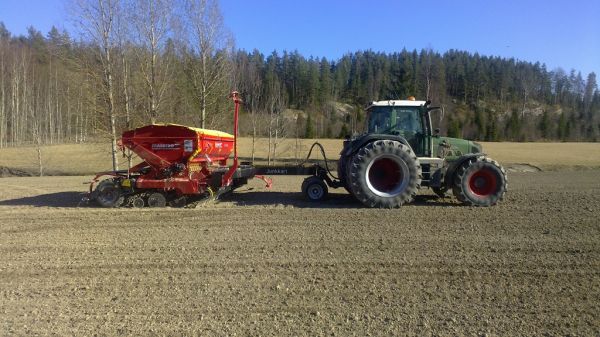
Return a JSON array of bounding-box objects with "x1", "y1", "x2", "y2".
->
[{"x1": 0, "y1": 172, "x2": 599, "y2": 335}]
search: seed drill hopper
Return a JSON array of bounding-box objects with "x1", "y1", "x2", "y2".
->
[{"x1": 88, "y1": 92, "x2": 265, "y2": 208}]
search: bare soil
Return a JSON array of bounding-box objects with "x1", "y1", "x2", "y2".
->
[{"x1": 1, "y1": 172, "x2": 599, "y2": 336}]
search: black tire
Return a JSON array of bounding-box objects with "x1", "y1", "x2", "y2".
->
[
  {"x1": 130, "y1": 195, "x2": 145, "y2": 208},
  {"x1": 147, "y1": 192, "x2": 167, "y2": 208},
  {"x1": 301, "y1": 176, "x2": 328, "y2": 201},
  {"x1": 348, "y1": 140, "x2": 421, "y2": 208},
  {"x1": 94, "y1": 180, "x2": 123, "y2": 208},
  {"x1": 452, "y1": 156, "x2": 507, "y2": 206}
]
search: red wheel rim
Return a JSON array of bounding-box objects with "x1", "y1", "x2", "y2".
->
[
  {"x1": 468, "y1": 168, "x2": 497, "y2": 197},
  {"x1": 368, "y1": 157, "x2": 402, "y2": 194}
]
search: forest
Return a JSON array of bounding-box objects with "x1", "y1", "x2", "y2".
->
[{"x1": 0, "y1": 0, "x2": 598, "y2": 162}]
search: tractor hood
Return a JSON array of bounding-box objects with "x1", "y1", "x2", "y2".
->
[{"x1": 432, "y1": 136, "x2": 483, "y2": 158}]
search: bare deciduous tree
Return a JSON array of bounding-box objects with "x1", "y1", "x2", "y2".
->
[
  {"x1": 182, "y1": 0, "x2": 233, "y2": 128},
  {"x1": 129, "y1": 0, "x2": 174, "y2": 124},
  {"x1": 71, "y1": 0, "x2": 120, "y2": 170},
  {"x1": 0, "y1": 33, "x2": 6, "y2": 148},
  {"x1": 265, "y1": 82, "x2": 286, "y2": 165}
]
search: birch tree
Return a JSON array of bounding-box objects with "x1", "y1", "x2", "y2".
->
[
  {"x1": 182, "y1": 0, "x2": 233, "y2": 128},
  {"x1": 0, "y1": 28, "x2": 6, "y2": 148},
  {"x1": 71, "y1": 0, "x2": 120, "y2": 170},
  {"x1": 130, "y1": 0, "x2": 174, "y2": 123}
]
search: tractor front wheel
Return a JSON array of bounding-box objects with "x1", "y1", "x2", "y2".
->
[
  {"x1": 348, "y1": 140, "x2": 421, "y2": 208},
  {"x1": 452, "y1": 156, "x2": 507, "y2": 206}
]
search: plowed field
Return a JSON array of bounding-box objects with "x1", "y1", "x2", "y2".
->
[{"x1": 1, "y1": 171, "x2": 599, "y2": 335}]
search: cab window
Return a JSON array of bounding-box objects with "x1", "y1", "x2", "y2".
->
[{"x1": 367, "y1": 106, "x2": 423, "y2": 134}]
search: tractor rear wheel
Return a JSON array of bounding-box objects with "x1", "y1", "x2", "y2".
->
[
  {"x1": 452, "y1": 156, "x2": 507, "y2": 206},
  {"x1": 95, "y1": 180, "x2": 123, "y2": 208},
  {"x1": 348, "y1": 140, "x2": 421, "y2": 208}
]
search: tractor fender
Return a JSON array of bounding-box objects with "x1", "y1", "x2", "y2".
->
[
  {"x1": 444, "y1": 153, "x2": 485, "y2": 187},
  {"x1": 341, "y1": 135, "x2": 411, "y2": 158}
]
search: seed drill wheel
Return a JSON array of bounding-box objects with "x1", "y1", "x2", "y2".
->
[
  {"x1": 301, "y1": 176, "x2": 328, "y2": 201},
  {"x1": 130, "y1": 195, "x2": 145, "y2": 208},
  {"x1": 147, "y1": 192, "x2": 167, "y2": 208},
  {"x1": 95, "y1": 180, "x2": 124, "y2": 208},
  {"x1": 452, "y1": 156, "x2": 507, "y2": 206},
  {"x1": 348, "y1": 140, "x2": 421, "y2": 208}
]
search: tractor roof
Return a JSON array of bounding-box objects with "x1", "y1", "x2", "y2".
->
[{"x1": 367, "y1": 100, "x2": 427, "y2": 109}]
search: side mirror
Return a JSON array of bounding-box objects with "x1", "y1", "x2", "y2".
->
[{"x1": 434, "y1": 128, "x2": 441, "y2": 137}]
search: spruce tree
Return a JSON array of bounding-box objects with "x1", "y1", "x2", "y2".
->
[
  {"x1": 339, "y1": 123, "x2": 350, "y2": 138},
  {"x1": 305, "y1": 114, "x2": 315, "y2": 138}
]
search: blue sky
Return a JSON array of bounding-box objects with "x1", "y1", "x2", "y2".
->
[{"x1": 1, "y1": 0, "x2": 598, "y2": 76}]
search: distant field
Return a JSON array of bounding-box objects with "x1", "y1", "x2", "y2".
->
[{"x1": 0, "y1": 139, "x2": 599, "y2": 175}]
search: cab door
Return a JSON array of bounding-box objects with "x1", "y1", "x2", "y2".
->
[{"x1": 394, "y1": 107, "x2": 426, "y2": 156}]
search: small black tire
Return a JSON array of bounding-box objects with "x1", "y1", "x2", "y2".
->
[
  {"x1": 301, "y1": 176, "x2": 328, "y2": 202},
  {"x1": 348, "y1": 140, "x2": 421, "y2": 208},
  {"x1": 94, "y1": 180, "x2": 123, "y2": 208},
  {"x1": 147, "y1": 192, "x2": 167, "y2": 208},
  {"x1": 452, "y1": 156, "x2": 507, "y2": 206}
]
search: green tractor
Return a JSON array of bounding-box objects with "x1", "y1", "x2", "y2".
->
[{"x1": 332, "y1": 98, "x2": 507, "y2": 208}]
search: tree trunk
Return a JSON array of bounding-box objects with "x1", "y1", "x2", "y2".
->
[
  {"x1": 36, "y1": 134, "x2": 43, "y2": 177},
  {"x1": 0, "y1": 44, "x2": 4, "y2": 148},
  {"x1": 105, "y1": 52, "x2": 118, "y2": 171},
  {"x1": 122, "y1": 51, "x2": 132, "y2": 170},
  {"x1": 101, "y1": 0, "x2": 119, "y2": 171},
  {"x1": 251, "y1": 112, "x2": 256, "y2": 163},
  {"x1": 200, "y1": 53, "x2": 207, "y2": 128},
  {"x1": 267, "y1": 114, "x2": 273, "y2": 165},
  {"x1": 273, "y1": 118, "x2": 279, "y2": 163}
]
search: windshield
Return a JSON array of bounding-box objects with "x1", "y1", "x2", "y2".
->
[{"x1": 367, "y1": 106, "x2": 423, "y2": 134}]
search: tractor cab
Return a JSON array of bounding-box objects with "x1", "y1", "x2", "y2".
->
[
  {"x1": 366, "y1": 98, "x2": 431, "y2": 157},
  {"x1": 364, "y1": 98, "x2": 482, "y2": 160}
]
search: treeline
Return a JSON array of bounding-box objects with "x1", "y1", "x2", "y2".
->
[
  {"x1": 234, "y1": 49, "x2": 599, "y2": 142},
  {"x1": 0, "y1": 0, "x2": 238, "y2": 170},
  {"x1": 0, "y1": 2, "x2": 599, "y2": 162}
]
